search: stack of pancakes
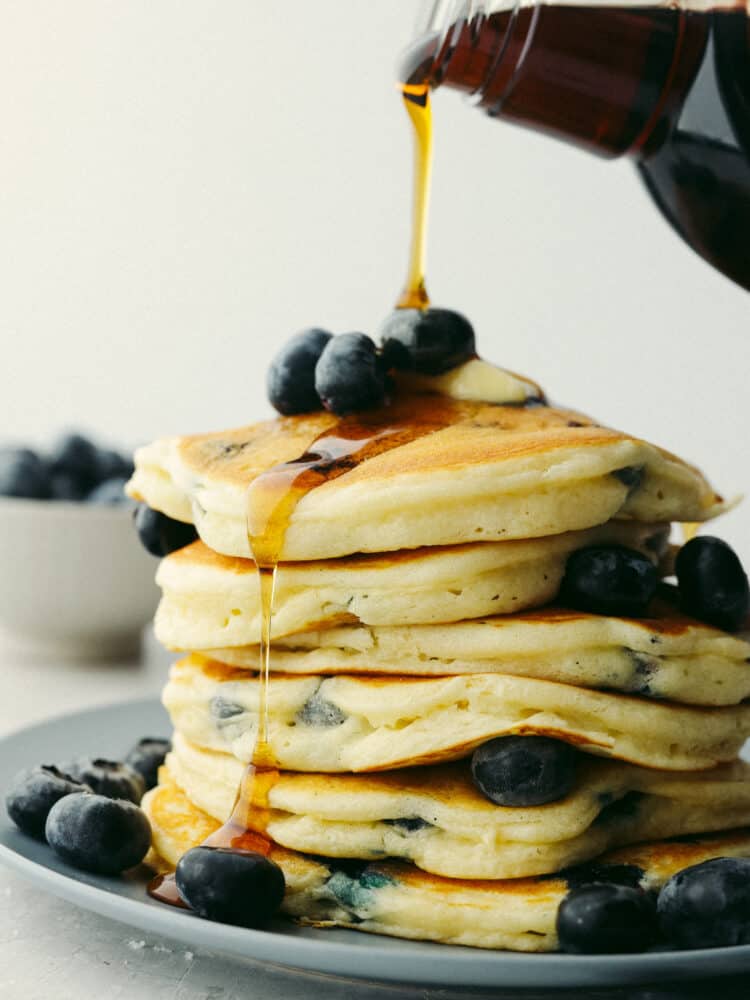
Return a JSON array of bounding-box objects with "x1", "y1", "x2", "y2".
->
[{"x1": 129, "y1": 397, "x2": 750, "y2": 951}]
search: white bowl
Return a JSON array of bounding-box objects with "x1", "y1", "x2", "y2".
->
[{"x1": 0, "y1": 497, "x2": 160, "y2": 659}]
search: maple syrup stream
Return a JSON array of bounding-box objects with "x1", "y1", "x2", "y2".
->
[{"x1": 398, "y1": 83, "x2": 433, "y2": 311}]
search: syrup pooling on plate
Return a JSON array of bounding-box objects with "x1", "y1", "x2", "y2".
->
[
  {"x1": 149, "y1": 398, "x2": 464, "y2": 909},
  {"x1": 398, "y1": 83, "x2": 433, "y2": 310}
]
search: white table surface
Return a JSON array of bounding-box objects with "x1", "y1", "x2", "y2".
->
[{"x1": 2, "y1": 629, "x2": 750, "y2": 1000}]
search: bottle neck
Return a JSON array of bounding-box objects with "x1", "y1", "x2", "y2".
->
[{"x1": 402, "y1": 2, "x2": 710, "y2": 159}]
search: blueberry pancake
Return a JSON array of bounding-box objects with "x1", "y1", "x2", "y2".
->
[
  {"x1": 164, "y1": 732, "x2": 750, "y2": 879},
  {"x1": 154, "y1": 522, "x2": 668, "y2": 645},
  {"x1": 143, "y1": 773, "x2": 750, "y2": 952},
  {"x1": 127, "y1": 395, "x2": 723, "y2": 562},
  {"x1": 123, "y1": 335, "x2": 750, "y2": 952},
  {"x1": 195, "y1": 604, "x2": 750, "y2": 707},
  {"x1": 163, "y1": 655, "x2": 750, "y2": 772}
]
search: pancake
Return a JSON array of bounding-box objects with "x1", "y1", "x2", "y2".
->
[
  {"x1": 143, "y1": 774, "x2": 750, "y2": 952},
  {"x1": 164, "y1": 655, "x2": 750, "y2": 771},
  {"x1": 127, "y1": 396, "x2": 723, "y2": 560},
  {"x1": 155, "y1": 522, "x2": 669, "y2": 644},
  {"x1": 165, "y1": 733, "x2": 750, "y2": 879},
  {"x1": 200, "y1": 604, "x2": 750, "y2": 707}
]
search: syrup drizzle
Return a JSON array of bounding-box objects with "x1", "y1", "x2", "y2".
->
[
  {"x1": 397, "y1": 83, "x2": 433, "y2": 310},
  {"x1": 149, "y1": 399, "x2": 462, "y2": 909}
]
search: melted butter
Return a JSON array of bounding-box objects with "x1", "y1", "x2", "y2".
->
[{"x1": 394, "y1": 358, "x2": 544, "y2": 405}]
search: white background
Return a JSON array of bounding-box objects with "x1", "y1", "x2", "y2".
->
[{"x1": 0, "y1": 0, "x2": 748, "y2": 559}]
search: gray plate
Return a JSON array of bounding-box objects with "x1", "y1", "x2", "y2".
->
[{"x1": 2, "y1": 698, "x2": 750, "y2": 990}]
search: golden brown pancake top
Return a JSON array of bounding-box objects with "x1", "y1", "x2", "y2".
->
[{"x1": 175, "y1": 396, "x2": 714, "y2": 493}]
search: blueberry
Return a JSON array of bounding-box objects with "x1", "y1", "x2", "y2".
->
[
  {"x1": 561, "y1": 863, "x2": 645, "y2": 891},
  {"x1": 87, "y1": 477, "x2": 131, "y2": 505},
  {"x1": 175, "y1": 846, "x2": 285, "y2": 928},
  {"x1": 470, "y1": 735, "x2": 578, "y2": 807},
  {"x1": 49, "y1": 470, "x2": 88, "y2": 501},
  {"x1": 45, "y1": 793, "x2": 151, "y2": 875},
  {"x1": 133, "y1": 504, "x2": 198, "y2": 557},
  {"x1": 383, "y1": 817, "x2": 431, "y2": 833},
  {"x1": 124, "y1": 738, "x2": 171, "y2": 791},
  {"x1": 50, "y1": 433, "x2": 100, "y2": 493},
  {"x1": 675, "y1": 537, "x2": 749, "y2": 632},
  {"x1": 657, "y1": 857, "x2": 750, "y2": 949},
  {"x1": 5, "y1": 765, "x2": 91, "y2": 839},
  {"x1": 296, "y1": 692, "x2": 346, "y2": 728},
  {"x1": 557, "y1": 883, "x2": 657, "y2": 954},
  {"x1": 95, "y1": 448, "x2": 134, "y2": 484},
  {"x1": 559, "y1": 546, "x2": 659, "y2": 617},
  {"x1": 315, "y1": 333, "x2": 387, "y2": 415},
  {"x1": 0, "y1": 448, "x2": 50, "y2": 499},
  {"x1": 267, "y1": 328, "x2": 332, "y2": 415},
  {"x1": 62, "y1": 757, "x2": 145, "y2": 803},
  {"x1": 379, "y1": 308, "x2": 476, "y2": 375},
  {"x1": 210, "y1": 697, "x2": 246, "y2": 721}
]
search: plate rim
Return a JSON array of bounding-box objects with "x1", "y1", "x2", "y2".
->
[{"x1": 3, "y1": 697, "x2": 750, "y2": 988}]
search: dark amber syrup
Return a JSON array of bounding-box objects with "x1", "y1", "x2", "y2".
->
[
  {"x1": 398, "y1": 82, "x2": 433, "y2": 310},
  {"x1": 148, "y1": 873, "x2": 189, "y2": 908}
]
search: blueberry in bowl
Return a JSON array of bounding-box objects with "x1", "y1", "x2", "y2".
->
[
  {"x1": 87, "y1": 477, "x2": 131, "y2": 505},
  {"x1": 0, "y1": 448, "x2": 51, "y2": 499},
  {"x1": 0, "y1": 432, "x2": 135, "y2": 506},
  {"x1": 0, "y1": 432, "x2": 159, "y2": 658},
  {"x1": 48, "y1": 433, "x2": 103, "y2": 500}
]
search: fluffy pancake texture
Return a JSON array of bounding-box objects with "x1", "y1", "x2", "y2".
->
[
  {"x1": 165, "y1": 733, "x2": 750, "y2": 879},
  {"x1": 134, "y1": 386, "x2": 745, "y2": 952},
  {"x1": 163, "y1": 655, "x2": 750, "y2": 772},
  {"x1": 202, "y1": 605, "x2": 750, "y2": 707},
  {"x1": 127, "y1": 397, "x2": 723, "y2": 560},
  {"x1": 143, "y1": 774, "x2": 750, "y2": 952},
  {"x1": 155, "y1": 522, "x2": 668, "y2": 645}
]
